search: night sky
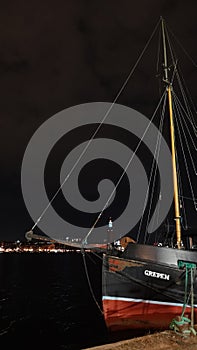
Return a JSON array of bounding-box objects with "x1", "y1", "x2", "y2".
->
[{"x1": 1, "y1": 0, "x2": 197, "y2": 241}]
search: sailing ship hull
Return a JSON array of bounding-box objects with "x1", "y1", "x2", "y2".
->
[{"x1": 102, "y1": 244, "x2": 197, "y2": 332}]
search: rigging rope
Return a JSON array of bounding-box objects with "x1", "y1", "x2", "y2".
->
[
  {"x1": 31, "y1": 18, "x2": 161, "y2": 232},
  {"x1": 173, "y1": 94, "x2": 197, "y2": 175},
  {"x1": 173, "y1": 93, "x2": 197, "y2": 171},
  {"x1": 170, "y1": 261, "x2": 197, "y2": 336},
  {"x1": 174, "y1": 70, "x2": 197, "y2": 135},
  {"x1": 172, "y1": 93, "x2": 197, "y2": 211},
  {"x1": 81, "y1": 249, "x2": 103, "y2": 315},
  {"x1": 177, "y1": 69, "x2": 197, "y2": 132},
  {"x1": 165, "y1": 22, "x2": 197, "y2": 135},
  {"x1": 83, "y1": 89, "x2": 167, "y2": 245},
  {"x1": 172, "y1": 94, "x2": 193, "y2": 229},
  {"x1": 167, "y1": 23, "x2": 197, "y2": 68},
  {"x1": 177, "y1": 163, "x2": 189, "y2": 230},
  {"x1": 176, "y1": 72, "x2": 197, "y2": 132},
  {"x1": 180, "y1": 195, "x2": 197, "y2": 202},
  {"x1": 141, "y1": 92, "x2": 167, "y2": 244},
  {"x1": 173, "y1": 94, "x2": 197, "y2": 150}
]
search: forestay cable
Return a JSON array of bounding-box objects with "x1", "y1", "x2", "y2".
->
[{"x1": 31, "y1": 18, "x2": 161, "y2": 231}]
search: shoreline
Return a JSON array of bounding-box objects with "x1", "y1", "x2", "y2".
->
[{"x1": 83, "y1": 330, "x2": 197, "y2": 350}]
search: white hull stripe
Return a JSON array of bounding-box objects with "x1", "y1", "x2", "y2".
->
[{"x1": 102, "y1": 296, "x2": 197, "y2": 308}]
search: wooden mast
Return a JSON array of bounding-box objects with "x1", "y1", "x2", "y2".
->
[{"x1": 161, "y1": 18, "x2": 182, "y2": 249}]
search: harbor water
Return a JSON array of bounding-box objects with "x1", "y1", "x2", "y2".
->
[{"x1": 0, "y1": 252, "x2": 108, "y2": 349}]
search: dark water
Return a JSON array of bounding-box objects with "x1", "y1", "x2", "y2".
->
[{"x1": 0, "y1": 252, "x2": 109, "y2": 350}]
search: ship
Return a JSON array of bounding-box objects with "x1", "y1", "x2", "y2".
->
[
  {"x1": 102, "y1": 17, "x2": 197, "y2": 333},
  {"x1": 23, "y1": 17, "x2": 197, "y2": 336}
]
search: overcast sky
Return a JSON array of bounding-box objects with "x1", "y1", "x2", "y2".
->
[{"x1": 1, "y1": 0, "x2": 197, "y2": 241}]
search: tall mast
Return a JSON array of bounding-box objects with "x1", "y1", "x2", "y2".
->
[{"x1": 161, "y1": 18, "x2": 182, "y2": 249}]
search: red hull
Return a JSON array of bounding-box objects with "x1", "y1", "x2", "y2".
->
[{"x1": 102, "y1": 298, "x2": 197, "y2": 331}]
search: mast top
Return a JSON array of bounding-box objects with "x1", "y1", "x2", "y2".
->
[{"x1": 161, "y1": 18, "x2": 169, "y2": 84}]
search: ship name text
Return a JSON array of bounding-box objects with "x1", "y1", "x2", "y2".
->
[{"x1": 144, "y1": 269, "x2": 170, "y2": 280}]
